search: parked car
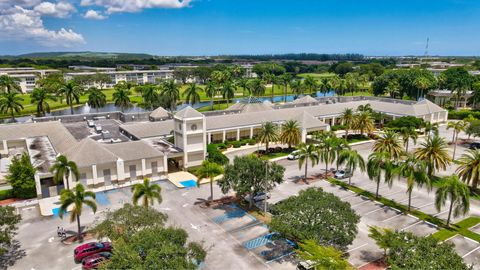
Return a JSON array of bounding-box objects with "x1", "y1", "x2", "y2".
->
[
  {"x1": 287, "y1": 150, "x2": 300, "y2": 160},
  {"x1": 470, "y1": 142, "x2": 480, "y2": 150},
  {"x1": 82, "y1": 252, "x2": 113, "y2": 269},
  {"x1": 252, "y1": 192, "x2": 270, "y2": 202},
  {"x1": 334, "y1": 169, "x2": 352, "y2": 179},
  {"x1": 94, "y1": 125, "x2": 103, "y2": 133},
  {"x1": 296, "y1": 260, "x2": 318, "y2": 270},
  {"x1": 87, "y1": 120, "x2": 95, "y2": 127},
  {"x1": 74, "y1": 242, "x2": 112, "y2": 263}
]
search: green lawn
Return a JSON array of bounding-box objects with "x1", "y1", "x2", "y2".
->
[
  {"x1": 297, "y1": 73, "x2": 337, "y2": 79},
  {"x1": 259, "y1": 152, "x2": 290, "y2": 160}
]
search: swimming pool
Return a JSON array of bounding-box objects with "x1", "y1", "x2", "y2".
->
[{"x1": 179, "y1": 179, "x2": 197, "y2": 188}]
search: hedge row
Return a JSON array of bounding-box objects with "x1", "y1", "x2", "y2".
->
[
  {"x1": 448, "y1": 110, "x2": 480, "y2": 120},
  {"x1": 0, "y1": 189, "x2": 13, "y2": 201}
]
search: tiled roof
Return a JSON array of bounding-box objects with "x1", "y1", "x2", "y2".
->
[{"x1": 175, "y1": 106, "x2": 203, "y2": 119}]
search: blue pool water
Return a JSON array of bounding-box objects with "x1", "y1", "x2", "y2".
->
[
  {"x1": 180, "y1": 179, "x2": 197, "y2": 188},
  {"x1": 52, "y1": 207, "x2": 67, "y2": 218},
  {"x1": 95, "y1": 192, "x2": 110, "y2": 206}
]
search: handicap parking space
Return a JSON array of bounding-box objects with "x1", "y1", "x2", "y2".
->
[
  {"x1": 402, "y1": 221, "x2": 439, "y2": 236},
  {"x1": 448, "y1": 235, "x2": 480, "y2": 257}
]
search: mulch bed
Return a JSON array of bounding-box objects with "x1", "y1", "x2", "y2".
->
[
  {"x1": 0, "y1": 198, "x2": 24, "y2": 206},
  {"x1": 61, "y1": 232, "x2": 96, "y2": 245},
  {"x1": 197, "y1": 196, "x2": 238, "y2": 208},
  {"x1": 358, "y1": 258, "x2": 388, "y2": 270}
]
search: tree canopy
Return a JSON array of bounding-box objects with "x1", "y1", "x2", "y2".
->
[
  {"x1": 6, "y1": 153, "x2": 36, "y2": 199},
  {"x1": 0, "y1": 205, "x2": 21, "y2": 255},
  {"x1": 269, "y1": 187, "x2": 359, "y2": 251}
]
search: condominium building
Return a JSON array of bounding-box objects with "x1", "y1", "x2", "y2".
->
[{"x1": 0, "y1": 68, "x2": 60, "y2": 93}]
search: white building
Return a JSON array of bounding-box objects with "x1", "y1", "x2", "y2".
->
[{"x1": 0, "y1": 68, "x2": 60, "y2": 93}]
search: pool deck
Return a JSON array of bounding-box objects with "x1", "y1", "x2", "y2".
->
[{"x1": 167, "y1": 171, "x2": 222, "y2": 188}]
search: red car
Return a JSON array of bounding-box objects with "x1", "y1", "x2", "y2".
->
[
  {"x1": 82, "y1": 252, "x2": 112, "y2": 269},
  {"x1": 74, "y1": 242, "x2": 112, "y2": 263}
]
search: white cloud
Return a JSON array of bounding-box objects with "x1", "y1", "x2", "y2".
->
[
  {"x1": 0, "y1": 6, "x2": 85, "y2": 47},
  {"x1": 83, "y1": 9, "x2": 106, "y2": 20},
  {"x1": 33, "y1": 1, "x2": 76, "y2": 18},
  {"x1": 80, "y1": 0, "x2": 191, "y2": 14},
  {"x1": 0, "y1": 0, "x2": 43, "y2": 9}
]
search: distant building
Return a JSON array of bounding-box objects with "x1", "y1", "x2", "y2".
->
[
  {"x1": 68, "y1": 65, "x2": 116, "y2": 72},
  {"x1": 64, "y1": 69, "x2": 175, "y2": 88},
  {"x1": 0, "y1": 68, "x2": 60, "y2": 93},
  {"x1": 427, "y1": 89, "x2": 473, "y2": 108}
]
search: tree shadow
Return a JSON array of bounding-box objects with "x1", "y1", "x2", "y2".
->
[{"x1": 0, "y1": 240, "x2": 26, "y2": 270}]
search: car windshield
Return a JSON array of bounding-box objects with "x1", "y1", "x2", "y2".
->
[{"x1": 95, "y1": 243, "x2": 104, "y2": 249}]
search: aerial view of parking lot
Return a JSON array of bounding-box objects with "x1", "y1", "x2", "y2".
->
[{"x1": 1, "y1": 1, "x2": 480, "y2": 269}]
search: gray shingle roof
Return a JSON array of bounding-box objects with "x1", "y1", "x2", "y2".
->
[
  {"x1": 149, "y1": 107, "x2": 170, "y2": 120},
  {"x1": 291, "y1": 95, "x2": 318, "y2": 104},
  {"x1": 120, "y1": 121, "x2": 174, "y2": 139},
  {"x1": 175, "y1": 106, "x2": 203, "y2": 119},
  {"x1": 226, "y1": 102, "x2": 273, "y2": 113},
  {"x1": 103, "y1": 140, "x2": 164, "y2": 161},
  {"x1": 63, "y1": 138, "x2": 118, "y2": 168},
  {"x1": 293, "y1": 111, "x2": 325, "y2": 129}
]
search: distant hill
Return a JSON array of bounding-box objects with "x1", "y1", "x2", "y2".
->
[{"x1": 13, "y1": 51, "x2": 155, "y2": 60}]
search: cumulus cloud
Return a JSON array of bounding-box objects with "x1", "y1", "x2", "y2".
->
[
  {"x1": 80, "y1": 0, "x2": 191, "y2": 14},
  {"x1": 33, "y1": 1, "x2": 76, "y2": 18},
  {"x1": 83, "y1": 9, "x2": 107, "y2": 20},
  {"x1": 0, "y1": 6, "x2": 85, "y2": 47},
  {"x1": 0, "y1": 0, "x2": 43, "y2": 9}
]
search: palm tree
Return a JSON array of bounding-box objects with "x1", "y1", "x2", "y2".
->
[
  {"x1": 447, "y1": 120, "x2": 468, "y2": 160},
  {"x1": 319, "y1": 78, "x2": 331, "y2": 96},
  {"x1": 424, "y1": 121, "x2": 439, "y2": 137},
  {"x1": 205, "y1": 81, "x2": 217, "y2": 111},
  {"x1": 385, "y1": 79, "x2": 400, "y2": 99},
  {"x1": 131, "y1": 178, "x2": 162, "y2": 208},
  {"x1": 59, "y1": 81, "x2": 82, "y2": 115},
  {"x1": 112, "y1": 87, "x2": 132, "y2": 112},
  {"x1": 221, "y1": 80, "x2": 236, "y2": 106},
  {"x1": 264, "y1": 72, "x2": 277, "y2": 100},
  {"x1": 338, "y1": 149, "x2": 366, "y2": 185},
  {"x1": 399, "y1": 126, "x2": 418, "y2": 153},
  {"x1": 340, "y1": 108, "x2": 354, "y2": 139},
  {"x1": 258, "y1": 122, "x2": 279, "y2": 152},
  {"x1": 353, "y1": 111, "x2": 375, "y2": 136},
  {"x1": 50, "y1": 155, "x2": 79, "y2": 190},
  {"x1": 367, "y1": 152, "x2": 396, "y2": 198},
  {"x1": 357, "y1": 103, "x2": 372, "y2": 112},
  {"x1": 290, "y1": 80, "x2": 304, "y2": 97},
  {"x1": 304, "y1": 76, "x2": 317, "y2": 95},
  {"x1": 279, "y1": 73, "x2": 292, "y2": 102},
  {"x1": 139, "y1": 85, "x2": 158, "y2": 110},
  {"x1": 414, "y1": 76, "x2": 431, "y2": 100},
  {"x1": 30, "y1": 87, "x2": 57, "y2": 116},
  {"x1": 297, "y1": 143, "x2": 319, "y2": 183},
  {"x1": 414, "y1": 135, "x2": 452, "y2": 177},
  {"x1": 398, "y1": 154, "x2": 430, "y2": 211},
  {"x1": 59, "y1": 183, "x2": 96, "y2": 241},
  {"x1": 318, "y1": 135, "x2": 338, "y2": 175},
  {"x1": 372, "y1": 130, "x2": 404, "y2": 159},
  {"x1": 197, "y1": 160, "x2": 223, "y2": 202},
  {"x1": 435, "y1": 175, "x2": 470, "y2": 226},
  {"x1": 248, "y1": 78, "x2": 265, "y2": 97},
  {"x1": 280, "y1": 120, "x2": 301, "y2": 149},
  {"x1": 183, "y1": 83, "x2": 202, "y2": 106},
  {"x1": 456, "y1": 149, "x2": 480, "y2": 190},
  {"x1": 0, "y1": 75, "x2": 21, "y2": 93},
  {"x1": 160, "y1": 80, "x2": 180, "y2": 111},
  {"x1": 86, "y1": 87, "x2": 106, "y2": 112},
  {"x1": 0, "y1": 92, "x2": 24, "y2": 122},
  {"x1": 345, "y1": 73, "x2": 359, "y2": 96},
  {"x1": 237, "y1": 78, "x2": 249, "y2": 96}
]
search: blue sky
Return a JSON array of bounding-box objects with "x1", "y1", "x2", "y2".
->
[{"x1": 1, "y1": 0, "x2": 480, "y2": 56}]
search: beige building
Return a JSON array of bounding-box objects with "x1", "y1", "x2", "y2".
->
[{"x1": 0, "y1": 68, "x2": 60, "y2": 93}]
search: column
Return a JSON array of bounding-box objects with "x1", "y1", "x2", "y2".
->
[
  {"x1": 332, "y1": 117, "x2": 336, "y2": 126},
  {"x1": 207, "y1": 132, "x2": 211, "y2": 144},
  {"x1": 250, "y1": 127, "x2": 254, "y2": 139},
  {"x1": 163, "y1": 155, "x2": 168, "y2": 175},
  {"x1": 141, "y1": 158, "x2": 146, "y2": 176},
  {"x1": 92, "y1": 164, "x2": 98, "y2": 187},
  {"x1": 116, "y1": 159, "x2": 125, "y2": 182},
  {"x1": 236, "y1": 129, "x2": 240, "y2": 141},
  {"x1": 301, "y1": 129, "x2": 307, "y2": 143},
  {"x1": 222, "y1": 130, "x2": 226, "y2": 142},
  {"x1": 2, "y1": 140, "x2": 7, "y2": 154},
  {"x1": 34, "y1": 174, "x2": 42, "y2": 198}
]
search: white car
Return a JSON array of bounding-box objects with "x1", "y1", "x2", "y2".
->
[
  {"x1": 94, "y1": 125, "x2": 103, "y2": 133},
  {"x1": 334, "y1": 169, "x2": 352, "y2": 179},
  {"x1": 87, "y1": 120, "x2": 95, "y2": 127},
  {"x1": 287, "y1": 150, "x2": 300, "y2": 160}
]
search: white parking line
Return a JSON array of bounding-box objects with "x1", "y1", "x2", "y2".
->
[
  {"x1": 347, "y1": 243, "x2": 368, "y2": 253},
  {"x1": 382, "y1": 213, "x2": 403, "y2": 222},
  {"x1": 351, "y1": 200, "x2": 372, "y2": 208},
  {"x1": 462, "y1": 245, "x2": 480, "y2": 258},
  {"x1": 363, "y1": 206, "x2": 387, "y2": 216},
  {"x1": 415, "y1": 201, "x2": 434, "y2": 209},
  {"x1": 400, "y1": 220, "x2": 423, "y2": 231}
]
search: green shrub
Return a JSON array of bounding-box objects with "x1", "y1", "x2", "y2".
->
[
  {"x1": 207, "y1": 144, "x2": 229, "y2": 165},
  {"x1": 217, "y1": 143, "x2": 227, "y2": 150},
  {"x1": 6, "y1": 153, "x2": 36, "y2": 199},
  {"x1": 248, "y1": 138, "x2": 257, "y2": 145},
  {"x1": 385, "y1": 116, "x2": 424, "y2": 129},
  {"x1": 448, "y1": 110, "x2": 480, "y2": 120},
  {"x1": 331, "y1": 124, "x2": 346, "y2": 132},
  {"x1": 0, "y1": 189, "x2": 13, "y2": 200},
  {"x1": 231, "y1": 141, "x2": 242, "y2": 148}
]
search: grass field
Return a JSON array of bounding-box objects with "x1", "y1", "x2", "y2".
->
[{"x1": 297, "y1": 73, "x2": 336, "y2": 78}]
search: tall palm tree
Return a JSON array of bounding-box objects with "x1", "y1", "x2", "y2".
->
[
  {"x1": 183, "y1": 83, "x2": 202, "y2": 106},
  {"x1": 435, "y1": 175, "x2": 470, "y2": 226},
  {"x1": 221, "y1": 80, "x2": 236, "y2": 106},
  {"x1": 385, "y1": 79, "x2": 400, "y2": 99},
  {"x1": 112, "y1": 87, "x2": 132, "y2": 112},
  {"x1": 279, "y1": 73, "x2": 292, "y2": 102},
  {"x1": 372, "y1": 130, "x2": 404, "y2": 159},
  {"x1": 30, "y1": 87, "x2": 56, "y2": 116},
  {"x1": 338, "y1": 149, "x2": 366, "y2": 185},
  {"x1": 414, "y1": 76, "x2": 430, "y2": 100},
  {"x1": 345, "y1": 72, "x2": 359, "y2": 96},
  {"x1": 86, "y1": 87, "x2": 106, "y2": 112},
  {"x1": 280, "y1": 120, "x2": 301, "y2": 149},
  {"x1": 304, "y1": 76, "x2": 317, "y2": 95},
  {"x1": 258, "y1": 122, "x2": 279, "y2": 152},
  {"x1": 297, "y1": 143, "x2": 319, "y2": 183},
  {"x1": 264, "y1": 72, "x2": 277, "y2": 100},
  {"x1": 131, "y1": 178, "x2": 162, "y2": 208},
  {"x1": 398, "y1": 154, "x2": 430, "y2": 211},
  {"x1": 353, "y1": 111, "x2": 375, "y2": 136},
  {"x1": 205, "y1": 81, "x2": 217, "y2": 111},
  {"x1": 50, "y1": 155, "x2": 79, "y2": 190},
  {"x1": 0, "y1": 92, "x2": 24, "y2": 122},
  {"x1": 237, "y1": 78, "x2": 249, "y2": 97},
  {"x1": 248, "y1": 78, "x2": 265, "y2": 97},
  {"x1": 456, "y1": 149, "x2": 480, "y2": 190},
  {"x1": 139, "y1": 85, "x2": 158, "y2": 110},
  {"x1": 197, "y1": 160, "x2": 223, "y2": 202},
  {"x1": 59, "y1": 80, "x2": 82, "y2": 115},
  {"x1": 414, "y1": 135, "x2": 452, "y2": 177},
  {"x1": 0, "y1": 75, "x2": 21, "y2": 93},
  {"x1": 160, "y1": 80, "x2": 180, "y2": 111},
  {"x1": 447, "y1": 120, "x2": 468, "y2": 160},
  {"x1": 290, "y1": 80, "x2": 304, "y2": 97},
  {"x1": 424, "y1": 121, "x2": 439, "y2": 137},
  {"x1": 367, "y1": 152, "x2": 396, "y2": 198},
  {"x1": 318, "y1": 135, "x2": 338, "y2": 175},
  {"x1": 340, "y1": 108, "x2": 355, "y2": 139},
  {"x1": 333, "y1": 138, "x2": 349, "y2": 170},
  {"x1": 59, "y1": 183, "x2": 96, "y2": 241},
  {"x1": 319, "y1": 77, "x2": 331, "y2": 96},
  {"x1": 399, "y1": 126, "x2": 418, "y2": 153}
]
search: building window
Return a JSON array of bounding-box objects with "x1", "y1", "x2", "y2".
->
[
  {"x1": 178, "y1": 123, "x2": 182, "y2": 130},
  {"x1": 191, "y1": 124, "x2": 197, "y2": 131}
]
